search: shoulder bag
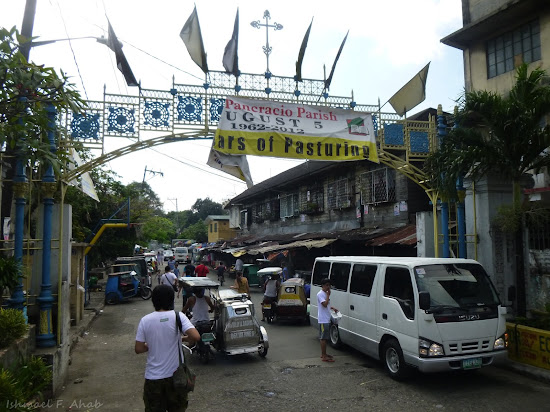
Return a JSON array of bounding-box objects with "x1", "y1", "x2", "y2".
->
[
  {"x1": 173, "y1": 311, "x2": 196, "y2": 392},
  {"x1": 164, "y1": 274, "x2": 178, "y2": 292}
]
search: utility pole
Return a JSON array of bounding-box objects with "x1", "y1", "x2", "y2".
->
[
  {"x1": 142, "y1": 166, "x2": 163, "y2": 189},
  {"x1": 168, "y1": 198, "x2": 179, "y2": 234}
]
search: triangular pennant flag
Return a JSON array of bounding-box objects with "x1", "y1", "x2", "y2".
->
[
  {"x1": 325, "y1": 31, "x2": 348, "y2": 90},
  {"x1": 107, "y1": 19, "x2": 138, "y2": 87},
  {"x1": 295, "y1": 18, "x2": 313, "y2": 82},
  {"x1": 207, "y1": 147, "x2": 253, "y2": 188},
  {"x1": 388, "y1": 62, "x2": 430, "y2": 116},
  {"x1": 180, "y1": 6, "x2": 209, "y2": 74},
  {"x1": 222, "y1": 9, "x2": 239, "y2": 77}
]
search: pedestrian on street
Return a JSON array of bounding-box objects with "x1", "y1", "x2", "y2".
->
[
  {"x1": 317, "y1": 278, "x2": 338, "y2": 362},
  {"x1": 174, "y1": 263, "x2": 180, "y2": 278},
  {"x1": 230, "y1": 272, "x2": 249, "y2": 294},
  {"x1": 161, "y1": 266, "x2": 179, "y2": 296},
  {"x1": 195, "y1": 262, "x2": 209, "y2": 277},
  {"x1": 184, "y1": 263, "x2": 195, "y2": 277},
  {"x1": 282, "y1": 261, "x2": 289, "y2": 281},
  {"x1": 234, "y1": 257, "x2": 244, "y2": 275},
  {"x1": 135, "y1": 285, "x2": 200, "y2": 412}
]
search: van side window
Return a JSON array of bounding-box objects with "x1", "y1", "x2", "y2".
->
[
  {"x1": 312, "y1": 261, "x2": 330, "y2": 286},
  {"x1": 330, "y1": 263, "x2": 351, "y2": 291},
  {"x1": 383, "y1": 266, "x2": 415, "y2": 320},
  {"x1": 350, "y1": 264, "x2": 377, "y2": 296}
]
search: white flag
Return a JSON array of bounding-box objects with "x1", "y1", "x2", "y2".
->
[
  {"x1": 388, "y1": 62, "x2": 430, "y2": 116},
  {"x1": 180, "y1": 6, "x2": 209, "y2": 73},
  {"x1": 207, "y1": 148, "x2": 253, "y2": 188}
]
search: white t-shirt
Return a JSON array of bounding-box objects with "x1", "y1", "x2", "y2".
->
[
  {"x1": 317, "y1": 289, "x2": 331, "y2": 324},
  {"x1": 264, "y1": 279, "x2": 278, "y2": 298},
  {"x1": 191, "y1": 296, "x2": 210, "y2": 325},
  {"x1": 161, "y1": 272, "x2": 177, "y2": 287},
  {"x1": 136, "y1": 311, "x2": 194, "y2": 380}
]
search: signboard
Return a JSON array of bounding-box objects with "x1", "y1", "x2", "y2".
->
[
  {"x1": 213, "y1": 97, "x2": 379, "y2": 163},
  {"x1": 507, "y1": 323, "x2": 550, "y2": 370}
]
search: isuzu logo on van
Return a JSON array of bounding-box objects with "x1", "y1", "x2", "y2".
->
[{"x1": 459, "y1": 314, "x2": 480, "y2": 321}]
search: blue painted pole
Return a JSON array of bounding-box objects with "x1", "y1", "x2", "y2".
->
[
  {"x1": 8, "y1": 97, "x2": 29, "y2": 312},
  {"x1": 36, "y1": 104, "x2": 57, "y2": 348},
  {"x1": 436, "y1": 106, "x2": 450, "y2": 258},
  {"x1": 7, "y1": 159, "x2": 28, "y2": 311},
  {"x1": 441, "y1": 202, "x2": 450, "y2": 258},
  {"x1": 456, "y1": 176, "x2": 467, "y2": 258}
]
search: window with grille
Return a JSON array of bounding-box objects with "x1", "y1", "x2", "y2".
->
[
  {"x1": 360, "y1": 168, "x2": 396, "y2": 204},
  {"x1": 265, "y1": 199, "x2": 280, "y2": 221},
  {"x1": 240, "y1": 210, "x2": 248, "y2": 228},
  {"x1": 487, "y1": 19, "x2": 541, "y2": 79},
  {"x1": 300, "y1": 185, "x2": 324, "y2": 214},
  {"x1": 252, "y1": 203, "x2": 264, "y2": 223},
  {"x1": 279, "y1": 193, "x2": 299, "y2": 218},
  {"x1": 327, "y1": 178, "x2": 353, "y2": 209}
]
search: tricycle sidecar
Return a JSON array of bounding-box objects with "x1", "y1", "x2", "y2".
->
[{"x1": 276, "y1": 277, "x2": 309, "y2": 323}]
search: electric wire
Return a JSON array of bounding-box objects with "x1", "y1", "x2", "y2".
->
[{"x1": 54, "y1": 0, "x2": 89, "y2": 100}]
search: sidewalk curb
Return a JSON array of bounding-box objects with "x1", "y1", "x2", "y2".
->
[{"x1": 496, "y1": 359, "x2": 550, "y2": 384}]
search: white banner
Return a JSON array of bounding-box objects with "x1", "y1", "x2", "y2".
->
[{"x1": 213, "y1": 96, "x2": 378, "y2": 163}]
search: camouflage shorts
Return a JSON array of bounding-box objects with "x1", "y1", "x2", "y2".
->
[{"x1": 143, "y1": 377, "x2": 188, "y2": 412}]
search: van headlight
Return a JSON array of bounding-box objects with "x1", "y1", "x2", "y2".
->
[
  {"x1": 419, "y1": 338, "x2": 444, "y2": 357},
  {"x1": 494, "y1": 333, "x2": 508, "y2": 350}
]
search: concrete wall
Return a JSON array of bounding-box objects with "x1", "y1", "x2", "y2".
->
[
  {"x1": 417, "y1": 211, "x2": 436, "y2": 257},
  {"x1": 465, "y1": 174, "x2": 515, "y2": 304},
  {"x1": 0, "y1": 325, "x2": 36, "y2": 370}
]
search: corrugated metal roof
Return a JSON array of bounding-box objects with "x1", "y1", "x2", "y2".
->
[{"x1": 365, "y1": 224, "x2": 417, "y2": 246}]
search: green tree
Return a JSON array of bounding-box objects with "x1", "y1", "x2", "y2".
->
[
  {"x1": 140, "y1": 216, "x2": 175, "y2": 243},
  {"x1": 191, "y1": 198, "x2": 225, "y2": 221},
  {"x1": 424, "y1": 64, "x2": 550, "y2": 315},
  {"x1": 181, "y1": 221, "x2": 208, "y2": 243},
  {"x1": 1, "y1": 26, "x2": 85, "y2": 230}
]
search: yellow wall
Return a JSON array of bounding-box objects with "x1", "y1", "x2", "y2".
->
[
  {"x1": 507, "y1": 322, "x2": 550, "y2": 370},
  {"x1": 207, "y1": 220, "x2": 235, "y2": 243}
]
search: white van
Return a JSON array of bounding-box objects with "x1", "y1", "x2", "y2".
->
[
  {"x1": 174, "y1": 247, "x2": 191, "y2": 263},
  {"x1": 310, "y1": 256, "x2": 508, "y2": 380}
]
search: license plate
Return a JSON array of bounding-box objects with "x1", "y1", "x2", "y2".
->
[
  {"x1": 263, "y1": 304, "x2": 271, "y2": 309},
  {"x1": 462, "y1": 357, "x2": 482, "y2": 370}
]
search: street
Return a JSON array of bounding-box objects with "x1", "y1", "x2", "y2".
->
[{"x1": 52, "y1": 278, "x2": 550, "y2": 412}]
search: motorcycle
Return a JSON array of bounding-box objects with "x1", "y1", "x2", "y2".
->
[
  {"x1": 262, "y1": 298, "x2": 277, "y2": 323},
  {"x1": 192, "y1": 320, "x2": 216, "y2": 364}
]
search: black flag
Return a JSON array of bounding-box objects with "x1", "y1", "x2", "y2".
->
[
  {"x1": 223, "y1": 9, "x2": 239, "y2": 76},
  {"x1": 325, "y1": 31, "x2": 349, "y2": 90},
  {"x1": 295, "y1": 18, "x2": 313, "y2": 82},
  {"x1": 107, "y1": 19, "x2": 138, "y2": 87}
]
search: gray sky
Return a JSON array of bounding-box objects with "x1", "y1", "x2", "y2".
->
[{"x1": 2, "y1": 0, "x2": 464, "y2": 211}]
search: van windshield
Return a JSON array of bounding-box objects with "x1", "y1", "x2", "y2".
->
[{"x1": 414, "y1": 263, "x2": 500, "y2": 309}]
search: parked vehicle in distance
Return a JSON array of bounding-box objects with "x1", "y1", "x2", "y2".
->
[
  {"x1": 310, "y1": 256, "x2": 509, "y2": 380},
  {"x1": 174, "y1": 247, "x2": 191, "y2": 263},
  {"x1": 114, "y1": 256, "x2": 149, "y2": 285},
  {"x1": 163, "y1": 249, "x2": 174, "y2": 261}
]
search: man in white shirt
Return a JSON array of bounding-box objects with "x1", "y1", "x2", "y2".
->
[
  {"x1": 161, "y1": 266, "x2": 178, "y2": 295},
  {"x1": 135, "y1": 285, "x2": 200, "y2": 411},
  {"x1": 317, "y1": 278, "x2": 338, "y2": 362},
  {"x1": 234, "y1": 258, "x2": 244, "y2": 274}
]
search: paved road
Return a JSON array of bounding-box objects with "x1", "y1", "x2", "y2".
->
[{"x1": 52, "y1": 278, "x2": 550, "y2": 412}]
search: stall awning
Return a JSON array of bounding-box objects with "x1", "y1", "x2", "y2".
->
[
  {"x1": 245, "y1": 238, "x2": 337, "y2": 256},
  {"x1": 365, "y1": 224, "x2": 417, "y2": 246}
]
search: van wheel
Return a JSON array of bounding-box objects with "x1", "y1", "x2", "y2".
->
[
  {"x1": 383, "y1": 339, "x2": 411, "y2": 381},
  {"x1": 329, "y1": 323, "x2": 342, "y2": 348}
]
